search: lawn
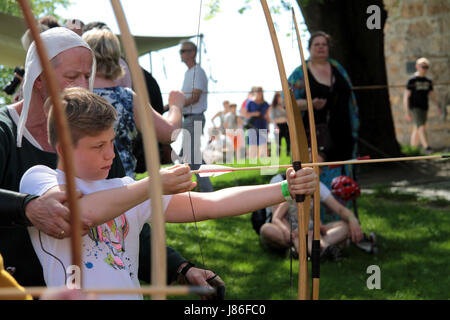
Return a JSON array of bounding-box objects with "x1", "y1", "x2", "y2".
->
[
  {"x1": 162, "y1": 182, "x2": 449, "y2": 300},
  {"x1": 140, "y1": 145, "x2": 449, "y2": 300}
]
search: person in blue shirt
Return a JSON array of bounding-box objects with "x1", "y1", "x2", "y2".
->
[{"x1": 245, "y1": 86, "x2": 270, "y2": 159}]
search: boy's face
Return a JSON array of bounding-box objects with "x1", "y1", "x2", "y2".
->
[
  {"x1": 416, "y1": 63, "x2": 429, "y2": 76},
  {"x1": 71, "y1": 127, "x2": 116, "y2": 181}
]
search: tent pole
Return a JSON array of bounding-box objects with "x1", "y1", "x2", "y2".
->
[{"x1": 149, "y1": 51, "x2": 152, "y2": 73}]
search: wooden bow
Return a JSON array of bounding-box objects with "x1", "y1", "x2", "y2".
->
[
  {"x1": 260, "y1": 0, "x2": 311, "y2": 300},
  {"x1": 292, "y1": 8, "x2": 321, "y2": 300},
  {"x1": 110, "y1": 0, "x2": 167, "y2": 300},
  {"x1": 0, "y1": 0, "x2": 213, "y2": 300},
  {"x1": 17, "y1": 0, "x2": 83, "y2": 286}
]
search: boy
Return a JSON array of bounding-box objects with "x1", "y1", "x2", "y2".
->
[
  {"x1": 224, "y1": 103, "x2": 244, "y2": 160},
  {"x1": 403, "y1": 57, "x2": 441, "y2": 153},
  {"x1": 20, "y1": 88, "x2": 316, "y2": 299}
]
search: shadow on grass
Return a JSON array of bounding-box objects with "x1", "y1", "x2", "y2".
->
[{"x1": 163, "y1": 189, "x2": 448, "y2": 300}]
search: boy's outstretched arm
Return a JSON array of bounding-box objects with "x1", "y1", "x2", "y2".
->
[
  {"x1": 41, "y1": 177, "x2": 151, "y2": 227},
  {"x1": 164, "y1": 167, "x2": 316, "y2": 223}
]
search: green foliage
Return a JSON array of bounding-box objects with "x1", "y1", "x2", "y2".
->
[
  {"x1": 0, "y1": 0, "x2": 71, "y2": 106},
  {"x1": 204, "y1": 0, "x2": 221, "y2": 21},
  {"x1": 0, "y1": 65, "x2": 15, "y2": 106},
  {"x1": 238, "y1": 0, "x2": 253, "y2": 15},
  {"x1": 204, "y1": 0, "x2": 291, "y2": 19},
  {"x1": 297, "y1": 0, "x2": 325, "y2": 7},
  {"x1": 0, "y1": 0, "x2": 71, "y2": 18}
]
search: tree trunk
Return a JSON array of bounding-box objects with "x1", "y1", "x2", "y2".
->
[{"x1": 297, "y1": 0, "x2": 402, "y2": 158}]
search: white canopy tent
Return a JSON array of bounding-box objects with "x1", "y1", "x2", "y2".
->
[{"x1": 0, "y1": 12, "x2": 195, "y2": 68}]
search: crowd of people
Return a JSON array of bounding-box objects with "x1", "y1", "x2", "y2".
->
[
  {"x1": 0, "y1": 12, "x2": 439, "y2": 300},
  {"x1": 204, "y1": 87, "x2": 290, "y2": 163}
]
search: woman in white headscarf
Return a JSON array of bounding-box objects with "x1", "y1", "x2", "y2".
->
[{"x1": 0, "y1": 27, "x2": 109, "y2": 287}]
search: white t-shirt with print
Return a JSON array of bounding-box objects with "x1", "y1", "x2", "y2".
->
[
  {"x1": 20, "y1": 165, "x2": 172, "y2": 300},
  {"x1": 181, "y1": 64, "x2": 208, "y2": 114}
]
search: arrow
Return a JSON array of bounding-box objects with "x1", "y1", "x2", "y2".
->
[{"x1": 192, "y1": 155, "x2": 448, "y2": 177}]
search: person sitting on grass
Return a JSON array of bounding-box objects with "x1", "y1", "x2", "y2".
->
[
  {"x1": 19, "y1": 87, "x2": 317, "y2": 300},
  {"x1": 259, "y1": 153, "x2": 364, "y2": 262}
]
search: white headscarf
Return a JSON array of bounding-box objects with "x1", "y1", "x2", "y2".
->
[{"x1": 17, "y1": 27, "x2": 96, "y2": 147}]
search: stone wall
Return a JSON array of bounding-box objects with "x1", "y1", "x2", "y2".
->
[{"x1": 383, "y1": 0, "x2": 450, "y2": 151}]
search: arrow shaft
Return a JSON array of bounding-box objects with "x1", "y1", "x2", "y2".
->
[{"x1": 192, "y1": 155, "x2": 446, "y2": 175}]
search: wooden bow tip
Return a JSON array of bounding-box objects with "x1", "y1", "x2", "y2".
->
[
  {"x1": 109, "y1": 0, "x2": 167, "y2": 300},
  {"x1": 260, "y1": 0, "x2": 310, "y2": 300},
  {"x1": 292, "y1": 7, "x2": 321, "y2": 301}
]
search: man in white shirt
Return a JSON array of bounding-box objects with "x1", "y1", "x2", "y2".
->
[{"x1": 179, "y1": 40, "x2": 213, "y2": 192}]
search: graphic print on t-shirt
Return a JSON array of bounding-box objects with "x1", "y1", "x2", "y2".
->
[{"x1": 87, "y1": 214, "x2": 129, "y2": 270}]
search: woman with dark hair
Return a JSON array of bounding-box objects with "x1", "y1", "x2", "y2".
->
[
  {"x1": 288, "y1": 31, "x2": 358, "y2": 162},
  {"x1": 269, "y1": 91, "x2": 290, "y2": 156},
  {"x1": 288, "y1": 31, "x2": 360, "y2": 225},
  {"x1": 245, "y1": 86, "x2": 271, "y2": 159}
]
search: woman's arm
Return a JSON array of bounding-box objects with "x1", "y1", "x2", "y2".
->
[
  {"x1": 296, "y1": 98, "x2": 326, "y2": 111},
  {"x1": 271, "y1": 202, "x2": 292, "y2": 242},
  {"x1": 133, "y1": 91, "x2": 184, "y2": 144},
  {"x1": 323, "y1": 195, "x2": 363, "y2": 243}
]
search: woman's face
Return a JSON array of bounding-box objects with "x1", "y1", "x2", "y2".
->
[
  {"x1": 309, "y1": 36, "x2": 329, "y2": 60},
  {"x1": 255, "y1": 89, "x2": 264, "y2": 101}
]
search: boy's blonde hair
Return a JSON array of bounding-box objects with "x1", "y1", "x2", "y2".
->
[
  {"x1": 47, "y1": 87, "x2": 117, "y2": 149},
  {"x1": 416, "y1": 57, "x2": 430, "y2": 66},
  {"x1": 82, "y1": 28, "x2": 124, "y2": 80}
]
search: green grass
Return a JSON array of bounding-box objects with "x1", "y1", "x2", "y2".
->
[
  {"x1": 401, "y1": 144, "x2": 423, "y2": 156},
  {"x1": 162, "y1": 188, "x2": 449, "y2": 300},
  {"x1": 141, "y1": 142, "x2": 450, "y2": 300}
]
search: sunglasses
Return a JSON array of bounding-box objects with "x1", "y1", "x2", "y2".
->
[
  {"x1": 420, "y1": 65, "x2": 429, "y2": 69},
  {"x1": 180, "y1": 49, "x2": 193, "y2": 54}
]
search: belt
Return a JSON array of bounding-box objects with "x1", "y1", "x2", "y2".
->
[{"x1": 183, "y1": 113, "x2": 203, "y2": 117}]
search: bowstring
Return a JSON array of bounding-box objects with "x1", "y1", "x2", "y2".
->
[{"x1": 187, "y1": 0, "x2": 210, "y2": 282}]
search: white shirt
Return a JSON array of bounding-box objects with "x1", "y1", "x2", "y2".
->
[
  {"x1": 181, "y1": 64, "x2": 208, "y2": 114},
  {"x1": 20, "y1": 165, "x2": 172, "y2": 300}
]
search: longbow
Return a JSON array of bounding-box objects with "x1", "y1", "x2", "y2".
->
[{"x1": 260, "y1": 0, "x2": 311, "y2": 300}]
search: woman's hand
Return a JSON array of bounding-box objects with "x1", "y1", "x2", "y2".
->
[
  {"x1": 26, "y1": 190, "x2": 90, "y2": 239},
  {"x1": 312, "y1": 98, "x2": 327, "y2": 110}
]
